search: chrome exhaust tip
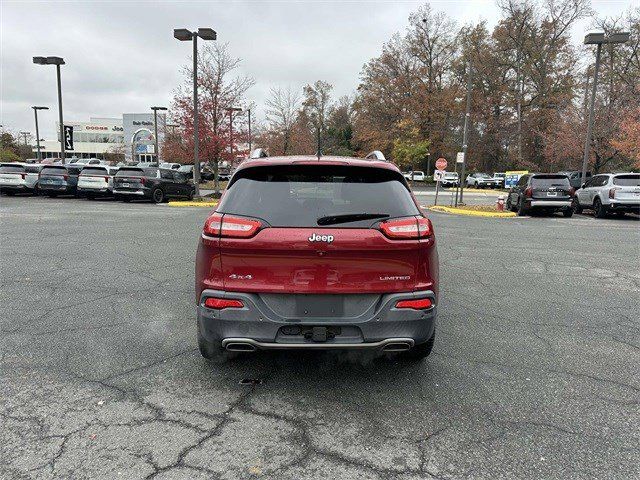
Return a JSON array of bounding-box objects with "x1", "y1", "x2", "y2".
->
[
  {"x1": 382, "y1": 341, "x2": 412, "y2": 352},
  {"x1": 224, "y1": 342, "x2": 257, "y2": 352}
]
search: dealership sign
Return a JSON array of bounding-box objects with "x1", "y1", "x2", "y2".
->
[{"x1": 64, "y1": 125, "x2": 74, "y2": 151}]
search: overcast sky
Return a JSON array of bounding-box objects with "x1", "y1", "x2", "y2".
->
[{"x1": 0, "y1": 0, "x2": 633, "y2": 141}]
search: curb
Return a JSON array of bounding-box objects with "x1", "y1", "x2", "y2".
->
[
  {"x1": 168, "y1": 201, "x2": 218, "y2": 207},
  {"x1": 426, "y1": 205, "x2": 516, "y2": 218}
]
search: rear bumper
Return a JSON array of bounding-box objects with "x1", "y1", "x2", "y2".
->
[
  {"x1": 0, "y1": 184, "x2": 31, "y2": 192},
  {"x1": 78, "y1": 186, "x2": 111, "y2": 194},
  {"x1": 608, "y1": 201, "x2": 640, "y2": 211},
  {"x1": 198, "y1": 289, "x2": 437, "y2": 349},
  {"x1": 113, "y1": 189, "x2": 147, "y2": 196},
  {"x1": 529, "y1": 199, "x2": 572, "y2": 208}
]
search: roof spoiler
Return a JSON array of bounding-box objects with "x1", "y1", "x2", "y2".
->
[
  {"x1": 365, "y1": 150, "x2": 386, "y2": 161},
  {"x1": 250, "y1": 148, "x2": 268, "y2": 159}
]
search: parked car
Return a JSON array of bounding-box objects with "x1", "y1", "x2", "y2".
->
[
  {"x1": 573, "y1": 173, "x2": 640, "y2": 218},
  {"x1": 0, "y1": 163, "x2": 42, "y2": 195},
  {"x1": 403, "y1": 171, "x2": 426, "y2": 182},
  {"x1": 506, "y1": 173, "x2": 574, "y2": 217},
  {"x1": 113, "y1": 166, "x2": 195, "y2": 203},
  {"x1": 466, "y1": 172, "x2": 501, "y2": 188},
  {"x1": 558, "y1": 170, "x2": 592, "y2": 190},
  {"x1": 195, "y1": 155, "x2": 438, "y2": 360},
  {"x1": 440, "y1": 172, "x2": 459, "y2": 187},
  {"x1": 160, "y1": 162, "x2": 182, "y2": 170},
  {"x1": 77, "y1": 166, "x2": 119, "y2": 198},
  {"x1": 492, "y1": 172, "x2": 506, "y2": 188},
  {"x1": 38, "y1": 165, "x2": 81, "y2": 197},
  {"x1": 177, "y1": 164, "x2": 215, "y2": 182}
]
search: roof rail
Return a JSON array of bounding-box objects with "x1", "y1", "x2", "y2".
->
[
  {"x1": 250, "y1": 148, "x2": 268, "y2": 159},
  {"x1": 365, "y1": 150, "x2": 386, "y2": 161}
]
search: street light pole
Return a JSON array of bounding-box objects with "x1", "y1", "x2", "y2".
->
[
  {"x1": 174, "y1": 27, "x2": 217, "y2": 197},
  {"x1": 33, "y1": 56, "x2": 66, "y2": 164},
  {"x1": 32, "y1": 106, "x2": 49, "y2": 162},
  {"x1": 20, "y1": 131, "x2": 30, "y2": 146},
  {"x1": 581, "y1": 31, "x2": 630, "y2": 186},
  {"x1": 56, "y1": 64, "x2": 65, "y2": 164},
  {"x1": 151, "y1": 106, "x2": 167, "y2": 166}
]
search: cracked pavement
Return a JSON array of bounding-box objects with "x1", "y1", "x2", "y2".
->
[{"x1": 1, "y1": 196, "x2": 639, "y2": 479}]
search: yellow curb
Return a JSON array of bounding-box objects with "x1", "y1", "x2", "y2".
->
[
  {"x1": 168, "y1": 201, "x2": 218, "y2": 207},
  {"x1": 442, "y1": 188, "x2": 507, "y2": 195},
  {"x1": 426, "y1": 205, "x2": 516, "y2": 218}
]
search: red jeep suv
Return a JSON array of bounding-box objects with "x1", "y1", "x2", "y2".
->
[{"x1": 195, "y1": 155, "x2": 438, "y2": 360}]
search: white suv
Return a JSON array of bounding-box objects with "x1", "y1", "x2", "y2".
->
[{"x1": 573, "y1": 173, "x2": 640, "y2": 218}]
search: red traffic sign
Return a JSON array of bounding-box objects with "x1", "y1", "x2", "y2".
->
[{"x1": 435, "y1": 157, "x2": 447, "y2": 170}]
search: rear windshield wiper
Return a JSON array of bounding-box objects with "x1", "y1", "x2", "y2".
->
[{"x1": 317, "y1": 213, "x2": 390, "y2": 226}]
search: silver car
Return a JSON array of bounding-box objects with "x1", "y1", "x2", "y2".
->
[
  {"x1": 574, "y1": 173, "x2": 640, "y2": 218},
  {"x1": 0, "y1": 163, "x2": 42, "y2": 195},
  {"x1": 77, "y1": 166, "x2": 119, "y2": 198}
]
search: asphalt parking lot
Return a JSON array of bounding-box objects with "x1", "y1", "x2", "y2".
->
[{"x1": 1, "y1": 196, "x2": 639, "y2": 480}]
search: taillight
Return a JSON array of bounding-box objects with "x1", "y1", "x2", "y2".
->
[
  {"x1": 379, "y1": 216, "x2": 432, "y2": 239},
  {"x1": 524, "y1": 187, "x2": 533, "y2": 198},
  {"x1": 609, "y1": 188, "x2": 616, "y2": 199},
  {"x1": 203, "y1": 212, "x2": 262, "y2": 238},
  {"x1": 21, "y1": 173, "x2": 26, "y2": 179},
  {"x1": 63, "y1": 174, "x2": 68, "y2": 181},
  {"x1": 104, "y1": 176, "x2": 109, "y2": 181},
  {"x1": 395, "y1": 298, "x2": 433, "y2": 310},
  {"x1": 204, "y1": 297, "x2": 244, "y2": 309},
  {"x1": 140, "y1": 177, "x2": 146, "y2": 185},
  {"x1": 568, "y1": 187, "x2": 575, "y2": 197}
]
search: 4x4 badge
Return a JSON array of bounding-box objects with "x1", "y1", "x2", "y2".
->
[{"x1": 308, "y1": 233, "x2": 334, "y2": 243}]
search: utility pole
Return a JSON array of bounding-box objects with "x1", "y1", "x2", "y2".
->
[
  {"x1": 32, "y1": 106, "x2": 49, "y2": 161},
  {"x1": 248, "y1": 108, "x2": 252, "y2": 153},
  {"x1": 457, "y1": 61, "x2": 473, "y2": 206}
]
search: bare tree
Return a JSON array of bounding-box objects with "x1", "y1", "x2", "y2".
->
[
  {"x1": 172, "y1": 42, "x2": 254, "y2": 190},
  {"x1": 302, "y1": 80, "x2": 333, "y2": 156},
  {"x1": 265, "y1": 86, "x2": 301, "y2": 155}
]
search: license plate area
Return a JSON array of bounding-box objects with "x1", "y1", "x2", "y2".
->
[
  {"x1": 280, "y1": 325, "x2": 342, "y2": 342},
  {"x1": 546, "y1": 191, "x2": 557, "y2": 197}
]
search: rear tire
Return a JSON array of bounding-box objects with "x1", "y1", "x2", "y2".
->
[
  {"x1": 562, "y1": 207, "x2": 573, "y2": 218},
  {"x1": 517, "y1": 198, "x2": 528, "y2": 216},
  {"x1": 197, "y1": 321, "x2": 225, "y2": 360},
  {"x1": 572, "y1": 197, "x2": 583, "y2": 214},
  {"x1": 402, "y1": 332, "x2": 435, "y2": 361},
  {"x1": 187, "y1": 190, "x2": 195, "y2": 201},
  {"x1": 48, "y1": 193, "x2": 58, "y2": 198},
  {"x1": 152, "y1": 188, "x2": 165, "y2": 204},
  {"x1": 593, "y1": 198, "x2": 608, "y2": 218}
]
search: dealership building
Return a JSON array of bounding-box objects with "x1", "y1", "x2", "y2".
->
[{"x1": 36, "y1": 113, "x2": 166, "y2": 163}]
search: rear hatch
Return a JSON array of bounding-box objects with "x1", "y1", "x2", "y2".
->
[
  {"x1": 0, "y1": 164, "x2": 26, "y2": 186},
  {"x1": 530, "y1": 174, "x2": 572, "y2": 200},
  {"x1": 612, "y1": 174, "x2": 640, "y2": 202},
  {"x1": 114, "y1": 167, "x2": 154, "y2": 191},
  {"x1": 211, "y1": 164, "x2": 433, "y2": 297},
  {"x1": 38, "y1": 166, "x2": 70, "y2": 189},
  {"x1": 79, "y1": 166, "x2": 110, "y2": 190}
]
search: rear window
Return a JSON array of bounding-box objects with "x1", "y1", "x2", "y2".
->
[
  {"x1": 25, "y1": 165, "x2": 42, "y2": 173},
  {"x1": 41, "y1": 166, "x2": 67, "y2": 175},
  {"x1": 116, "y1": 168, "x2": 145, "y2": 177},
  {"x1": 0, "y1": 164, "x2": 25, "y2": 173},
  {"x1": 613, "y1": 174, "x2": 640, "y2": 187},
  {"x1": 218, "y1": 165, "x2": 419, "y2": 228},
  {"x1": 81, "y1": 167, "x2": 108, "y2": 176},
  {"x1": 531, "y1": 175, "x2": 570, "y2": 188}
]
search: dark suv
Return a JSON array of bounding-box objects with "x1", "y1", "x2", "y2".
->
[
  {"x1": 195, "y1": 155, "x2": 439, "y2": 360},
  {"x1": 506, "y1": 173, "x2": 574, "y2": 217},
  {"x1": 113, "y1": 167, "x2": 195, "y2": 203},
  {"x1": 38, "y1": 165, "x2": 81, "y2": 197}
]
